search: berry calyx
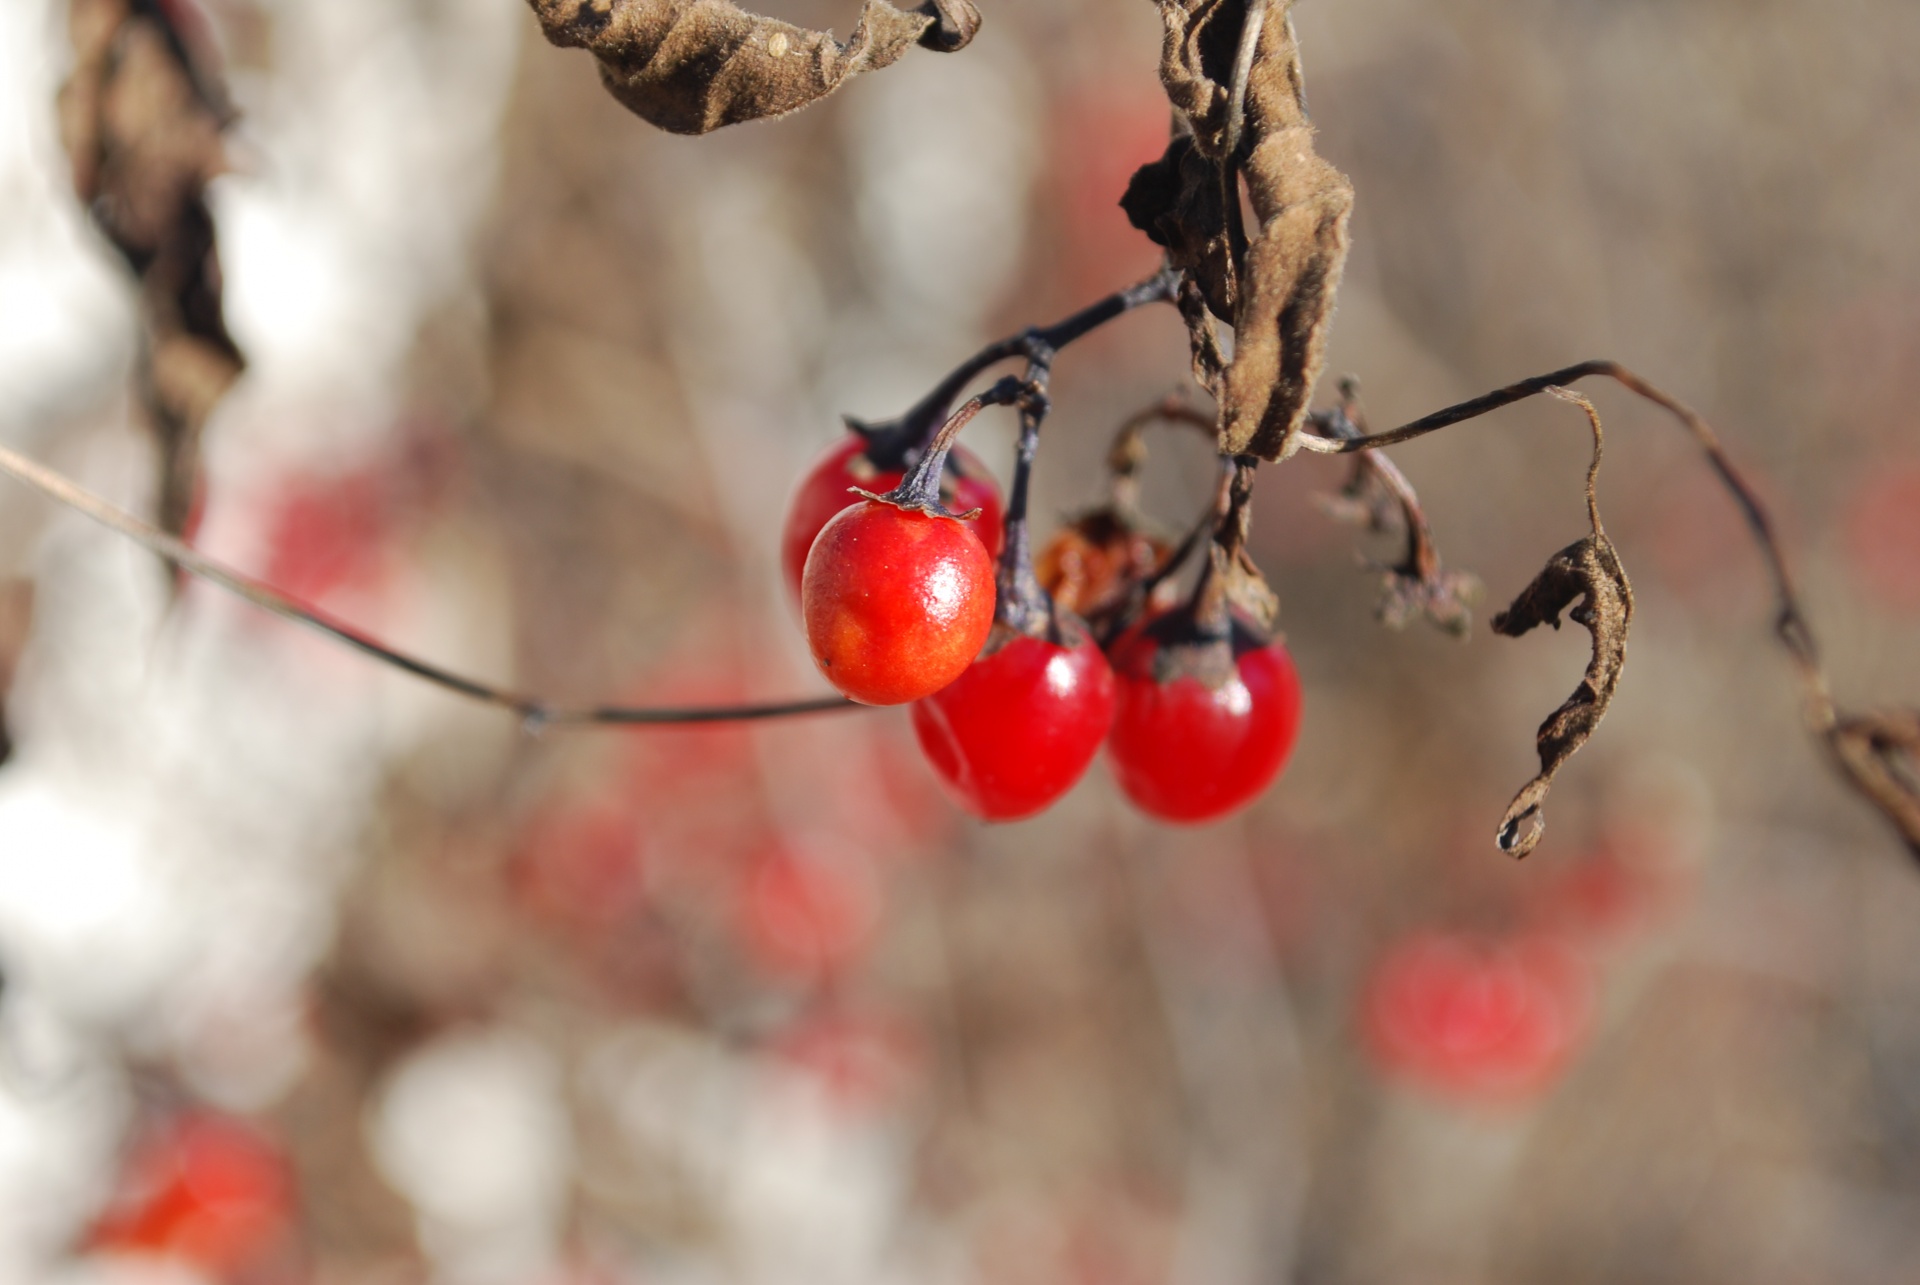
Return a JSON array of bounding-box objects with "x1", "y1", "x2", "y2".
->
[
  {"x1": 782, "y1": 434, "x2": 1002, "y2": 601},
  {"x1": 912, "y1": 619, "x2": 1116, "y2": 821},
  {"x1": 1106, "y1": 613, "x2": 1303, "y2": 823},
  {"x1": 802, "y1": 500, "x2": 997, "y2": 705}
]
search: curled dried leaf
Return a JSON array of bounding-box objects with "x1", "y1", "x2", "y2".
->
[
  {"x1": 1138, "y1": 1, "x2": 1352, "y2": 462},
  {"x1": 1490, "y1": 390, "x2": 1630, "y2": 858},
  {"x1": 60, "y1": 0, "x2": 242, "y2": 543},
  {"x1": 1491, "y1": 533, "x2": 1632, "y2": 857},
  {"x1": 1825, "y1": 711, "x2": 1920, "y2": 859},
  {"x1": 525, "y1": 0, "x2": 965, "y2": 136}
]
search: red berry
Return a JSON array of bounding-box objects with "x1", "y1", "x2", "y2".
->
[
  {"x1": 1106, "y1": 621, "x2": 1303, "y2": 823},
  {"x1": 782, "y1": 435, "x2": 1003, "y2": 601},
  {"x1": 1363, "y1": 931, "x2": 1593, "y2": 1103},
  {"x1": 90, "y1": 1112, "x2": 294, "y2": 1275},
  {"x1": 741, "y1": 846, "x2": 879, "y2": 978},
  {"x1": 802, "y1": 501, "x2": 997, "y2": 706},
  {"x1": 912, "y1": 626, "x2": 1116, "y2": 821},
  {"x1": 264, "y1": 464, "x2": 397, "y2": 605},
  {"x1": 511, "y1": 798, "x2": 649, "y2": 932},
  {"x1": 1844, "y1": 462, "x2": 1920, "y2": 612}
]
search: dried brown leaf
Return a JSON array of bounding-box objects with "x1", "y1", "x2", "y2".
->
[
  {"x1": 1487, "y1": 389, "x2": 1630, "y2": 858},
  {"x1": 1490, "y1": 531, "x2": 1632, "y2": 858},
  {"x1": 1122, "y1": 135, "x2": 1235, "y2": 320},
  {"x1": 1826, "y1": 711, "x2": 1920, "y2": 859},
  {"x1": 60, "y1": 0, "x2": 241, "y2": 541},
  {"x1": 525, "y1": 0, "x2": 967, "y2": 136},
  {"x1": 1375, "y1": 562, "x2": 1479, "y2": 637},
  {"x1": 1140, "y1": 1, "x2": 1352, "y2": 462}
]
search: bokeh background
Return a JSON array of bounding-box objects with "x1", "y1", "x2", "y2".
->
[{"x1": 2, "y1": 0, "x2": 1920, "y2": 1281}]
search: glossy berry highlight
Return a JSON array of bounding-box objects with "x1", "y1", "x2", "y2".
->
[
  {"x1": 782, "y1": 434, "x2": 1003, "y2": 601},
  {"x1": 802, "y1": 500, "x2": 997, "y2": 706},
  {"x1": 1106, "y1": 621, "x2": 1303, "y2": 823},
  {"x1": 912, "y1": 625, "x2": 1116, "y2": 821}
]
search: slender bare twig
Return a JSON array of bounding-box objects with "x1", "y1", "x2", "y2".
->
[
  {"x1": 1313, "y1": 381, "x2": 1478, "y2": 635},
  {"x1": 850, "y1": 268, "x2": 1180, "y2": 466},
  {"x1": 1300, "y1": 359, "x2": 1920, "y2": 857},
  {"x1": 0, "y1": 442, "x2": 856, "y2": 728}
]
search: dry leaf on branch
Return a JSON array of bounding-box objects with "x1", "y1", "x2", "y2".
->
[
  {"x1": 1489, "y1": 389, "x2": 1631, "y2": 858},
  {"x1": 1126, "y1": 0, "x2": 1352, "y2": 462},
  {"x1": 59, "y1": 0, "x2": 243, "y2": 543},
  {"x1": 524, "y1": 0, "x2": 977, "y2": 136}
]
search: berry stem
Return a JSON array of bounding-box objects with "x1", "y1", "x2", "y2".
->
[
  {"x1": 1107, "y1": 395, "x2": 1218, "y2": 512},
  {"x1": 1186, "y1": 455, "x2": 1261, "y2": 638},
  {"x1": 878, "y1": 375, "x2": 1026, "y2": 514},
  {"x1": 1312, "y1": 383, "x2": 1444, "y2": 583},
  {"x1": 993, "y1": 368, "x2": 1055, "y2": 640},
  {"x1": 851, "y1": 268, "x2": 1179, "y2": 469}
]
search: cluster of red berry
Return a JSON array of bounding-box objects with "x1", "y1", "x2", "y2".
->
[{"x1": 780, "y1": 387, "x2": 1302, "y2": 826}]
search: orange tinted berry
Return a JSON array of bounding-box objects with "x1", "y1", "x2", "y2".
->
[{"x1": 802, "y1": 501, "x2": 996, "y2": 706}]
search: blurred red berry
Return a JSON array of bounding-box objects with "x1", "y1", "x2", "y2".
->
[
  {"x1": 1844, "y1": 462, "x2": 1920, "y2": 612},
  {"x1": 1049, "y1": 86, "x2": 1171, "y2": 297},
  {"x1": 741, "y1": 846, "x2": 879, "y2": 979},
  {"x1": 1363, "y1": 931, "x2": 1594, "y2": 1104},
  {"x1": 89, "y1": 1112, "x2": 294, "y2": 1278},
  {"x1": 512, "y1": 798, "x2": 649, "y2": 931},
  {"x1": 263, "y1": 465, "x2": 398, "y2": 605}
]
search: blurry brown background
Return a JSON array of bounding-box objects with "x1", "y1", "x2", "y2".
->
[{"x1": 1, "y1": 1, "x2": 1918, "y2": 1282}]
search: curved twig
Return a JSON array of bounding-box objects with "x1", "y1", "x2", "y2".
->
[
  {"x1": 1299, "y1": 360, "x2": 1920, "y2": 859},
  {"x1": 850, "y1": 269, "x2": 1180, "y2": 468}
]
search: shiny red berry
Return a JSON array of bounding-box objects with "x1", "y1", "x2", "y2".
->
[
  {"x1": 911, "y1": 625, "x2": 1116, "y2": 821},
  {"x1": 802, "y1": 500, "x2": 997, "y2": 705},
  {"x1": 1106, "y1": 621, "x2": 1303, "y2": 823},
  {"x1": 782, "y1": 435, "x2": 1003, "y2": 601}
]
